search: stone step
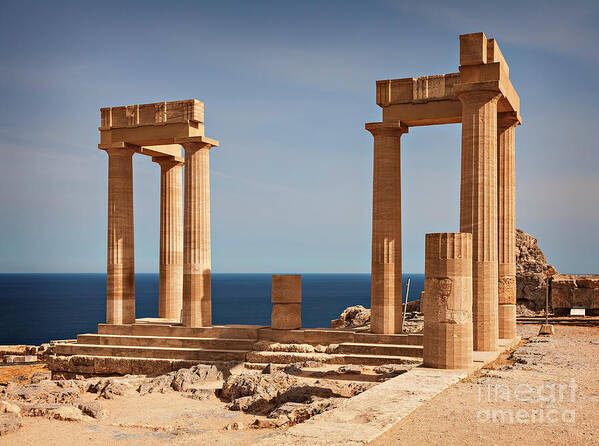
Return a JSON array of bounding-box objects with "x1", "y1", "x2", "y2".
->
[
  {"x1": 336, "y1": 343, "x2": 423, "y2": 358},
  {"x1": 257, "y1": 328, "x2": 424, "y2": 346},
  {"x1": 245, "y1": 350, "x2": 422, "y2": 366},
  {"x1": 339, "y1": 353, "x2": 422, "y2": 366},
  {"x1": 97, "y1": 323, "x2": 264, "y2": 340},
  {"x1": 257, "y1": 328, "x2": 356, "y2": 345},
  {"x1": 48, "y1": 355, "x2": 203, "y2": 377},
  {"x1": 77, "y1": 334, "x2": 254, "y2": 350},
  {"x1": 53, "y1": 343, "x2": 246, "y2": 361},
  {"x1": 354, "y1": 333, "x2": 424, "y2": 346}
]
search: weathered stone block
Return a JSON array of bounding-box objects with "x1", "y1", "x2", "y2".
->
[
  {"x1": 272, "y1": 275, "x2": 301, "y2": 303},
  {"x1": 271, "y1": 304, "x2": 301, "y2": 330},
  {"x1": 460, "y1": 32, "x2": 487, "y2": 66}
]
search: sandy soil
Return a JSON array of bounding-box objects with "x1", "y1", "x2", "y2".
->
[
  {"x1": 1, "y1": 389, "x2": 275, "y2": 445},
  {"x1": 370, "y1": 324, "x2": 599, "y2": 446}
]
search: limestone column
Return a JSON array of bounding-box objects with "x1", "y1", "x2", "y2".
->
[
  {"x1": 153, "y1": 157, "x2": 184, "y2": 320},
  {"x1": 105, "y1": 146, "x2": 136, "y2": 324},
  {"x1": 181, "y1": 142, "x2": 213, "y2": 327},
  {"x1": 365, "y1": 121, "x2": 408, "y2": 334},
  {"x1": 457, "y1": 89, "x2": 501, "y2": 351},
  {"x1": 423, "y1": 232, "x2": 473, "y2": 369},
  {"x1": 497, "y1": 114, "x2": 519, "y2": 339}
]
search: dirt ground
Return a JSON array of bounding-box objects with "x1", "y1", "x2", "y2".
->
[
  {"x1": 370, "y1": 324, "x2": 599, "y2": 446},
  {"x1": 5, "y1": 396, "x2": 276, "y2": 445},
  {"x1": 0, "y1": 363, "x2": 48, "y2": 385},
  {"x1": 1, "y1": 385, "x2": 274, "y2": 445},
  {"x1": 3, "y1": 325, "x2": 598, "y2": 445}
]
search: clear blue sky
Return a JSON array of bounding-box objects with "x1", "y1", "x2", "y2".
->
[{"x1": 0, "y1": 0, "x2": 597, "y2": 274}]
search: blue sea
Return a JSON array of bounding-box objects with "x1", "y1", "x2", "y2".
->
[{"x1": 0, "y1": 274, "x2": 423, "y2": 345}]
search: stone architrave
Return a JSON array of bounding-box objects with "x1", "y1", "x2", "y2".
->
[
  {"x1": 456, "y1": 87, "x2": 501, "y2": 352},
  {"x1": 271, "y1": 275, "x2": 302, "y2": 330},
  {"x1": 153, "y1": 157, "x2": 184, "y2": 320},
  {"x1": 365, "y1": 121, "x2": 408, "y2": 334},
  {"x1": 423, "y1": 233, "x2": 473, "y2": 369},
  {"x1": 497, "y1": 113, "x2": 519, "y2": 339},
  {"x1": 104, "y1": 146, "x2": 136, "y2": 324}
]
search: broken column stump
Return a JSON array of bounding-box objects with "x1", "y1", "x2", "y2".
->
[
  {"x1": 271, "y1": 275, "x2": 302, "y2": 330},
  {"x1": 423, "y1": 233, "x2": 473, "y2": 369}
]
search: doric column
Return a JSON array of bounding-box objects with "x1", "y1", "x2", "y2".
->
[
  {"x1": 365, "y1": 121, "x2": 408, "y2": 334},
  {"x1": 181, "y1": 141, "x2": 213, "y2": 327},
  {"x1": 104, "y1": 146, "x2": 136, "y2": 324},
  {"x1": 497, "y1": 113, "x2": 519, "y2": 339},
  {"x1": 153, "y1": 156, "x2": 184, "y2": 320},
  {"x1": 457, "y1": 89, "x2": 501, "y2": 351}
]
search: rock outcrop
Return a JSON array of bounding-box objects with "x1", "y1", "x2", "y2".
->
[
  {"x1": 330, "y1": 305, "x2": 371, "y2": 328},
  {"x1": 516, "y1": 228, "x2": 558, "y2": 310},
  {"x1": 550, "y1": 274, "x2": 599, "y2": 315},
  {"x1": 221, "y1": 371, "x2": 372, "y2": 416}
]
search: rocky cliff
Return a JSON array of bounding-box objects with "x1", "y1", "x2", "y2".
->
[{"x1": 516, "y1": 228, "x2": 557, "y2": 310}]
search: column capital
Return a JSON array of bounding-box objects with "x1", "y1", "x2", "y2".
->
[
  {"x1": 365, "y1": 121, "x2": 409, "y2": 137},
  {"x1": 176, "y1": 136, "x2": 219, "y2": 152},
  {"x1": 454, "y1": 86, "x2": 501, "y2": 106},
  {"x1": 498, "y1": 111, "x2": 521, "y2": 133},
  {"x1": 152, "y1": 155, "x2": 184, "y2": 168},
  {"x1": 98, "y1": 142, "x2": 137, "y2": 157}
]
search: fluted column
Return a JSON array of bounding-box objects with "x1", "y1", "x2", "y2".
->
[
  {"x1": 105, "y1": 146, "x2": 136, "y2": 324},
  {"x1": 181, "y1": 142, "x2": 213, "y2": 327},
  {"x1": 457, "y1": 89, "x2": 501, "y2": 351},
  {"x1": 497, "y1": 114, "x2": 519, "y2": 339},
  {"x1": 365, "y1": 121, "x2": 408, "y2": 334},
  {"x1": 423, "y1": 232, "x2": 473, "y2": 369},
  {"x1": 153, "y1": 157, "x2": 184, "y2": 320}
]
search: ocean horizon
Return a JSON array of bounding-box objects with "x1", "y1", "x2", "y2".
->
[{"x1": 0, "y1": 273, "x2": 423, "y2": 345}]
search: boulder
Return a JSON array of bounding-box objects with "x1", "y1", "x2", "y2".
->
[
  {"x1": 0, "y1": 401, "x2": 21, "y2": 418},
  {"x1": 77, "y1": 401, "x2": 107, "y2": 419},
  {"x1": 47, "y1": 406, "x2": 87, "y2": 422},
  {"x1": 331, "y1": 305, "x2": 371, "y2": 328},
  {"x1": 267, "y1": 397, "x2": 340, "y2": 426},
  {"x1": 138, "y1": 364, "x2": 222, "y2": 395},
  {"x1": 88, "y1": 379, "x2": 135, "y2": 399},
  {"x1": 221, "y1": 372, "x2": 372, "y2": 415}
]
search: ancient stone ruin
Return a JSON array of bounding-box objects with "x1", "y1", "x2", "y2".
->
[
  {"x1": 47, "y1": 32, "x2": 521, "y2": 379},
  {"x1": 366, "y1": 31, "x2": 521, "y2": 364}
]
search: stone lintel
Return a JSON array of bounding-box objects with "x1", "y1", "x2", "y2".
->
[
  {"x1": 99, "y1": 142, "x2": 185, "y2": 160},
  {"x1": 382, "y1": 100, "x2": 462, "y2": 127},
  {"x1": 376, "y1": 73, "x2": 461, "y2": 107}
]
